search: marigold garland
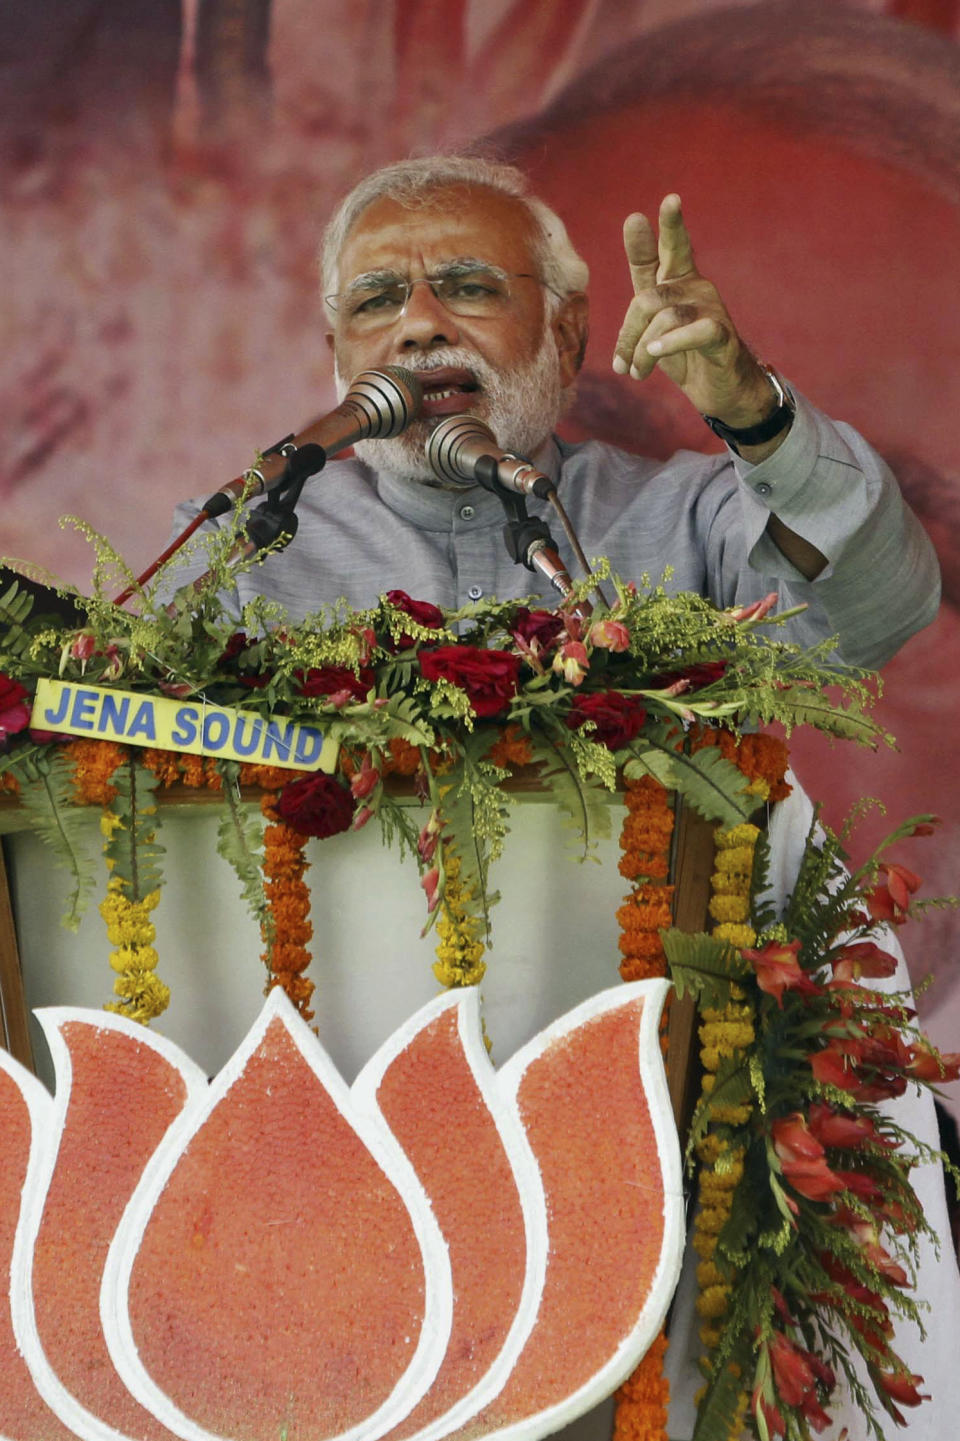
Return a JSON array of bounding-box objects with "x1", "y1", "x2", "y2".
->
[
  {"x1": 613, "y1": 774, "x2": 675, "y2": 1441},
  {"x1": 259, "y1": 789, "x2": 315, "y2": 1020},
  {"x1": 613, "y1": 737, "x2": 788, "y2": 1441},
  {"x1": 69, "y1": 737, "x2": 125, "y2": 805},
  {"x1": 691, "y1": 818, "x2": 759, "y2": 1434},
  {"x1": 616, "y1": 775, "x2": 675, "y2": 985}
]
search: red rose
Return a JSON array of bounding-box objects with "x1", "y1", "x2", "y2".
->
[
  {"x1": 275, "y1": 773, "x2": 354, "y2": 838},
  {"x1": 0, "y1": 674, "x2": 31, "y2": 739},
  {"x1": 385, "y1": 590, "x2": 445, "y2": 628},
  {"x1": 419, "y1": 645, "x2": 522, "y2": 718},
  {"x1": 565, "y1": 690, "x2": 647, "y2": 750},
  {"x1": 510, "y1": 608, "x2": 565, "y2": 653},
  {"x1": 651, "y1": 660, "x2": 728, "y2": 691},
  {"x1": 219, "y1": 632, "x2": 272, "y2": 689},
  {"x1": 295, "y1": 666, "x2": 374, "y2": 700}
]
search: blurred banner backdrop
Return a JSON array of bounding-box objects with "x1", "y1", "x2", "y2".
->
[{"x1": 1, "y1": 0, "x2": 958, "y2": 1112}]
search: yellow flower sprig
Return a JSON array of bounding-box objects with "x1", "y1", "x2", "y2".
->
[
  {"x1": 99, "y1": 875, "x2": 169, "y2": 1023},
  {"x1": 95, "y1": 748, "x2": 170, "y2": 1024},
  {"x1": 433, "y1": 843, "x2": 487, "y2": 989}
]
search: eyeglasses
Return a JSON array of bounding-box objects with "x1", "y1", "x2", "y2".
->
[{"x1": 326, "y1": 264, "x2": 561, "y2": 331}]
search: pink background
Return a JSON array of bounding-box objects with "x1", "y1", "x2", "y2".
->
[{"x1": 1, "y1": 0, "x2": 957, "y2": 1114}]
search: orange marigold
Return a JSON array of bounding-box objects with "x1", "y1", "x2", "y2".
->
[
  {"x1": 613, "y1": 1328, "x2": 670, "y2": 1441},
  {"x1": 68, "y1": 738, "x2": 125, "y2": 805},
  {"x1": 488, "y1": 723, "x2": 534, "y2": 769}
]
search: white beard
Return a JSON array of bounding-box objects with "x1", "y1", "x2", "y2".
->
[{"x1": 336, "y1": 332, "x2": 565, "y2": 485}]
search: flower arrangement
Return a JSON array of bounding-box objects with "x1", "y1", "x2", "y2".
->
[
  {"x1": 0, "y1": 514, "x2": 885, "y2": 969},
  {"x1": 0, "y1": 517, "x2": 955, "y2": 1440},
  {"x1": 663, "y1": 808, "x2": 959, "y2": 1441}
]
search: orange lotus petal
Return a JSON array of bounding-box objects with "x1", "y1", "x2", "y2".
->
[
  {"x1": 0, "y1": 1050, "x2": 76, "y2": 1440},
  {"x1": 101, "y1": 994, "x2": 449, "y2": 1440},
  {"x1": 460, "y1": 981, "x2": 683, "y2": 1438},
  {"x1": 18, "y1": 1013, "x2": 205, "y2": 1440},
  {"x1": 353, "y1": 989, "x2": 543, "y2": 1439}
]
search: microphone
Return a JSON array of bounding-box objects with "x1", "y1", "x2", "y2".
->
[
  {"x1": 203, "y1": 366, "x2": 424, "y2": 516},
  {"x1": 425, "y1": 415, "x2": 556, "y2": 499}
]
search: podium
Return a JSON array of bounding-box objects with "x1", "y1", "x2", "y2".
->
[{"x1": 0, "y1": 778, "x2": 712, "y2": 1130}]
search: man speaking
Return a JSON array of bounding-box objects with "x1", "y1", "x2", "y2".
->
[
  {"x1": 162, "y1": 155, "x2": 955, "y2": 1439},
  {"x1": 172, "y1": 153, "x2": 937, "y2": 669}
]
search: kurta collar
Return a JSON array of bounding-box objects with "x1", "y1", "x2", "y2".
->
[{"x1": 372, "y1": 435, "x2": 562, "y2": 531}]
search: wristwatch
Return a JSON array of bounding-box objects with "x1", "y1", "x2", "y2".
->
[{"x1": 702, "y1": 365, "x2": 795, "y2": 453}]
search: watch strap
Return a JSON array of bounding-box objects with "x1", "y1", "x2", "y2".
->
[{"x1": 702, "y1": 366, "x2": 794, "y2": 452}]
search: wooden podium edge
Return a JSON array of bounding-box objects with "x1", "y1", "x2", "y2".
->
[
  {"x1": 666, "y1": 801, "x2": 715, "y2": 1142},
  {"x1": 0, "y1": 839, "x2": 36, "y2": 1071}
]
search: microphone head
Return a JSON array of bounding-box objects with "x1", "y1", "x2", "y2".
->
[
  {"x1": 425, "y1": 414, "x2": 499, "y2": 486},
  {"x1": 345, "y1": 366, "x2": 424, "y2": 438}
]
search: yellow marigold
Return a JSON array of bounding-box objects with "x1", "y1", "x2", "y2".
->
[
  {"x1": 713, "y1": 845, "x2": 756, "y2": 875},
  {"x1": 696, "y1": 1284, "x2": 731, "y2": 1320},
  {"x1": 712, "y1": 922, "x2": 757, "y2": 948},
  {"x1": 711, "y1": 1104, "x2": 754, "y2": 1126},
  {"x1": 702, "y1": 1001, "x2": 753, "y2": 1025},
  {"x1": 107, "y1": 970, "x2": 171, "y2": 1021},
  {"x1": 745, "y1": 777, "x2": 771, "y2": 800},
  {"x1": 708, "y1": 893, "x2": 750, "y2": 924},
  {"x1": 709, "y1": 871, "x2": 751, "y2": 898},
  {"x1": 714, "y1": 823, "x2": 761, "y2": 851},
  {"x1": 696, "y1": 1260, "x2": 725, "y2": 1288},
  {"x1": 693, "y1": 1204, "x2": 729, "y2": 1239}
]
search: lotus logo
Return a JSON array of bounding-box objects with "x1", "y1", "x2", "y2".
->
[{"x1": 0, "y1": 980, "x2": 683, "y2": 1441}]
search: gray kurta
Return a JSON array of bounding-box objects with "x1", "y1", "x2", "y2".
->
[{"x1": 166, "y1": 387, "x2": 939, "y2": 669}]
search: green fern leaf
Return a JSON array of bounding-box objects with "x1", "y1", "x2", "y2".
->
[
  {"x1": 15, "y1": 752, "x2": 98, "y2": 930},
  {"x1": 662, "y1": 928, "x2": 749, "y2": 1006}
]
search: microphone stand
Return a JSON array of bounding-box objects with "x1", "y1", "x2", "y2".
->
[
  {"x1": 242, "y1": 442, "x2": 327, "y2": 554},
  {"x1": 474, "y1": 457, "x2": 592, "y2": 620}
]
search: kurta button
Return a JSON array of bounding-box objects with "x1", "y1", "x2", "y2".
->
[
  {"x1": 459, "y1": 504, "x2": 476, "y2": 520},
  {"x1": 467, "y1": 584, "x2": 483, "y2": 600},
  {"x1": 755, "y1": 481, "x2": 772, "y2": 497}
]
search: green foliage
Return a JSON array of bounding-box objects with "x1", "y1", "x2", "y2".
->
[
  {"x1": 662, "y1": 805, "x2": 955, "y2": 1441},
  {"x1": 14, "y1": 750, "x2": 97, "y2": 930},
  {"x1": 529, "y1": 731, "x2": 613, "y2": 861},
  {"x1": 661, "y1": 929, "x2": 748, "y2": 1007},
  {"x1": 103, "y1": 753, "x2": 164, "y2": 898},
  {"x1": 214, "y1": 760, "x2": 272, "y2": 953}
]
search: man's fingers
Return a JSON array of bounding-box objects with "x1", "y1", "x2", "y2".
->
[
  {"x1": 656, "y1": 194, "x2": 696, "y2": 281},
  {"x1": 613, "y1": 303, "x2": 727, "y2": 379},
  {"x1": 646, "y1": 314, "x2": 726, "y2": 359},
  {"x1": 623, "y1": 212, "x2": 659, "y2": 294}
]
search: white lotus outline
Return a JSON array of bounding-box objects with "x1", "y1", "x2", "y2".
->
[
  {"x1": 9, "y1": 1009, "x2": 207, "y2": 1441},
  {"x1": 480, "y1": 976, "x2": 685, "y2": 1441},
  {"x1": 351, "y1": 986, "x2": 549, "y2": 1441},
  {"x1": 98, "y1": 988, "x2": 454, "y2": 1441},
  {"x1": 2, "y1": 980, "x2": 684, "y2": 1441}
]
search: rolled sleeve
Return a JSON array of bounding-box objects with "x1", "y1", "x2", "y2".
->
[{"x1": 730, "y1": 389, "x2": 940, "y2": 667}]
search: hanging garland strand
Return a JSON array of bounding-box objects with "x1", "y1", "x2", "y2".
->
[
  {"x1": 257, "y1": 784, "x2": 316, "y2": 1021},
  {"x1": 689, "y1": 729, "x2": 789, "y2": 1435},
  {"x1": 96, "y1": 747, "x2": 170, "y2": 1024},
  {"x1": 613, "y1": 773, "x2": 676, "y2": 1441}
]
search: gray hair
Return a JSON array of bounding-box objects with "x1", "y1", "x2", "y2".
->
[{"x1": 320, "y1": 154, "x2": 589, "y2": 319}]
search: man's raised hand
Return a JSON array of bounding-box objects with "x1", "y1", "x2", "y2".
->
[{"x1": 612, "y1": 195, "x2": 772, "y2": 427}]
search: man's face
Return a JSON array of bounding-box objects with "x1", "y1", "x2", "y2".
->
[{"x1": 326, "y1": 184, "x2": 586, "y2": 479}]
